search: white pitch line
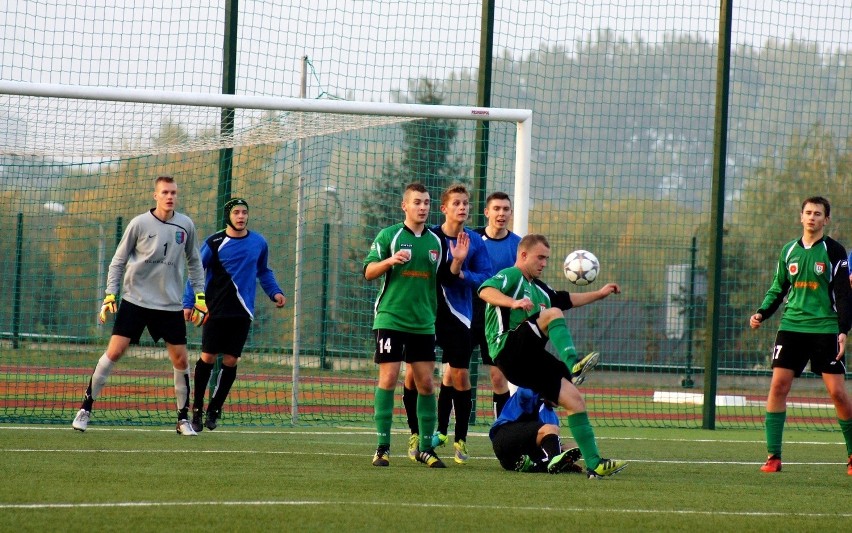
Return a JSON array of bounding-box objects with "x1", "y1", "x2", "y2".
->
[
  {"x1": 0, "y1": 425, "x2": 841, "y2": 447},
  {"x1": 2, "y1": 449, "x2": 848, "y2": 467},
  {"x1": 1, "y1": 500, "x2": 851, "y2": 519}
]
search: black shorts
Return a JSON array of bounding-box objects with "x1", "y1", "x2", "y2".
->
[
  {"x1": 472, "y1": 323, "x2": 496, "y2": 366},
  {"x1": 491, "y1": 420, "x2": 546, "y2": 471},
  {"x1": 112, "y1": 300, "x2": 187, "y2": 345},
  {"x1": 493, "y1": 318, "x2": 572, "y2": 404},
  {"x1": 772, "y1": 330, "x2": 846, "y2": 377},
  {"x1": 373, "y1": 329, "x2": 436, "y2": 364},
  {"x1": 436, "y1": 314, "x2": 473, "y2": 369},
  {"x1": 201, "y1": 316, "x2": 252, "y2": 357}
]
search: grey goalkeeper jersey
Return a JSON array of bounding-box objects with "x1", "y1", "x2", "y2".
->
[{"x1": 106, "y1": 209, "x2": 205, "y2": 311}]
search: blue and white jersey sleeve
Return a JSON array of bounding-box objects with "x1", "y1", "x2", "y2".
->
[{"x1": 184, "y1": 230, "x2": 283, "y2": 319}]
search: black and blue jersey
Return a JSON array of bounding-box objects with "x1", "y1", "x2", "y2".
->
[{"x1": 183, "y1": 230, "x2": 283, "y2": 319}]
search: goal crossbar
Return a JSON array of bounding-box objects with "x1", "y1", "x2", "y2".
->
[
  {"x1": 0, "y1": 81, "x2": 531, "y2": 123},
  {"x1": 0, "y1": 81, "x2": 532, "y2": 234}
]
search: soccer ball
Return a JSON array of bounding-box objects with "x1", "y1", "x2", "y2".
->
[{"x1": 563, "y1": 250, "x2": 600, "y2": 286}]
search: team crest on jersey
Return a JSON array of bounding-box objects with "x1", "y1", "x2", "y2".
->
[
  {"x1": 430, "y1": 250, "x2": 439, "y2": 263},
  {"x1": 787, "y1": 262, "x2": 798, "y2": 276},
  {"x1": 175, "y1": 230, "x2": 186, "y2": 244},
  {"x1": 814, "y1": 262, "x2": 825, "y2": 275}
]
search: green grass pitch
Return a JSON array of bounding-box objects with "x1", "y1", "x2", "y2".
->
[{"x1": 2, "y1": 425, "x2": 851, "y2": 531}]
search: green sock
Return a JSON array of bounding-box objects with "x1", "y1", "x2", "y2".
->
[
  {"x1": 417, "y1": 393, "x2": 437, "y2": 451},
  {"x1": 374, "y1": 387, "x2": 395, "y2": 448},
  {"x1": 547, "y1": 317, "x2": 578, "y2": 368},
  {"x1": 839, "y1": 418, "x2": 852, "y2": 456},
  {"x1": 764, "y1": 411, "x2": 786, "y2": 456},
  {"x1": 567, "y1": 412, "x2": 601, "y2": 470}
]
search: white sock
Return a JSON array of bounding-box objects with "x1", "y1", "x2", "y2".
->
[
  {"x1": 174, "y1": 366, "x2": 190, "y2": 413},
  {"x1": 89, "y1": 353, "x2": 115, "y2": 400}
]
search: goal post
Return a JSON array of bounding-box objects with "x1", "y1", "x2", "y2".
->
[{"x1": 0, "y1": 81, "x2": 531, "y2": 426}]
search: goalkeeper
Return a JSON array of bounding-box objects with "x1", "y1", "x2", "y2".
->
[
  {"x1": 71, "y1": 176, "x2": 206, "y2": 436},
  {"x1": 182, "y1": 198, "x2": 286, "y2": 432}
]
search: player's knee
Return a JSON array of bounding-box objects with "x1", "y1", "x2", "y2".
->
[
  {"x1": 538, "y1": 424, "x2": 560, "y2": 439},
  {"x1": 557, "y1": 379, "x2": 585, "y2": 412},
  {"x1": 490, "y1": 369, "x2": 508, "y2": 391},
  {"x1": 538, "y1": 308, "x2": 563, "y2": 327}
]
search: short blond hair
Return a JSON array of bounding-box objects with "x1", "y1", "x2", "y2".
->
[{"x1": 518, "y1": 234, "x2": 549, "y2": 251}]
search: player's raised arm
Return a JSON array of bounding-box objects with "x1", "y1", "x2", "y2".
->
[{"x1": 479, "y1": 286, "x2": 533, "y2": 311}]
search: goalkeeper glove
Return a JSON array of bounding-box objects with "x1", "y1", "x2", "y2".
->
[
  {"x1": 98, "y1": 294, "x2": 117, "y2": 324},
  {"x1": 190, "y1": 293, "x2": 209, "y2": 327}
]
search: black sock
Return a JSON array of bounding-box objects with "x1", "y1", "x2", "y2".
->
[
  {"x1": 81, "y1": 379, "x2": 95, "y2": 411},
  {"x1": 437, "y1": 384, "x2": 454, "y2": 436},
  {"x1": 540, "y1": 434, "x2": 561, "y2": 463},
  {"x1": 453, "y1": 388, "x2": 472, "y2": 442},
  {"x1": 208, "y1": 364, "x2": 237, "y2": 413},
  {"x1": 493, "y1": 391, "x2": 510, "y2": 417},
  {"x1": 403, "y1": 386, "x2": 419, "y2": 434},
  {"x1": 193, "y1": 359, "x2": 215, "y2": 410}
]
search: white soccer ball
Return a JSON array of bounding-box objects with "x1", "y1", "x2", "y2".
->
[{"x1": 563, "y1": 250, "x2": 600, "y2": 286}]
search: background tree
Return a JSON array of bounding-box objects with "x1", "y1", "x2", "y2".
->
[{"x1": 360, "y1": 78, "x2": 466, "y2": 243}]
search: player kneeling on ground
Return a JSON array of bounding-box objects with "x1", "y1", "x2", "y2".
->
[{"x1": 490, "y1": 386, "x2": 583, "y2": 474}]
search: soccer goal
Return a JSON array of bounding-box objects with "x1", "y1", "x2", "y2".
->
[{"x1": 0, "y1": 80, "x2": 531, "y2": 426}]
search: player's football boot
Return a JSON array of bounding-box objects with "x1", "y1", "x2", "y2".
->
[
  {"x1": 453, "y1": 439, "x2": 469, "y2": 464},
  {"x1": 372, "y1": 446, "x2": 390, "y2": 467},
  {"x1": 587, "y1": 458, "x2": 627, "y2": 479},
  {"x1": 431, "y1": 432, "x2": 448, "y2": 449},
  {"x1": 416, "y1": 449, "x2": 447, "y2": 468},
  {"x1": 547, "y1": 447, "x2": 583, "y2": 474},
  {"x1": 408, "y1": 433, "x2": 420, "y2": 462},
  {"x1": 571, "y1": 351, "x2": 600, "y2": 386},
  {"x1": 205, "y1": 408, "x2": 220, "y2": 431},
  {"x1": 514, "y1": 455, "x2": 536, "y2": 472},
  {"x1": 847, "y1": 454, "x2": 852, "y2": 476},
  {"x1": 72, "y1": 409, "x2": 90, "y2": 432},
  {"x1": 191, "y1": 408, "x2": 204, "y2": 433},
  {"x1": 760, "y1": 454, "x2": 782, "y2": 473},
  {"x1": 176, "y1": 419, "x2": 198, "y2": 436}
]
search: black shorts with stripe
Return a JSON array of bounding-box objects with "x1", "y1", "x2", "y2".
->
[
  {"x1": 493, "y1": 317, "x2": 572, "y2": 405},
  {"x1": 436, "y1": 313, "x2": 473, "y2": 369}
]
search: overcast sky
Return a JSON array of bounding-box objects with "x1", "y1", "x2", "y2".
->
[
  {"x1": 1, "y1": 0, "x2": 849, "y2": 100},
  {"x1": 1, "y1": 0, "x2": 849, "y2": 159}
]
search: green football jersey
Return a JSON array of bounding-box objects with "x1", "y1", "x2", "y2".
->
[
  {"x1": 757, "y1": 236, "x2": 851, "y2": 334},
  {"x1": 363, "y1": 223, "x2": 443, "y2": 334},
  {"x1": 479, "y1": 265, "x2": 572, "y2": 360}
]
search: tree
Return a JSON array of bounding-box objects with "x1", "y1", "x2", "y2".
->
[{"x1": 360, "y1": 78, "x2": 467, "y2": 244}]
